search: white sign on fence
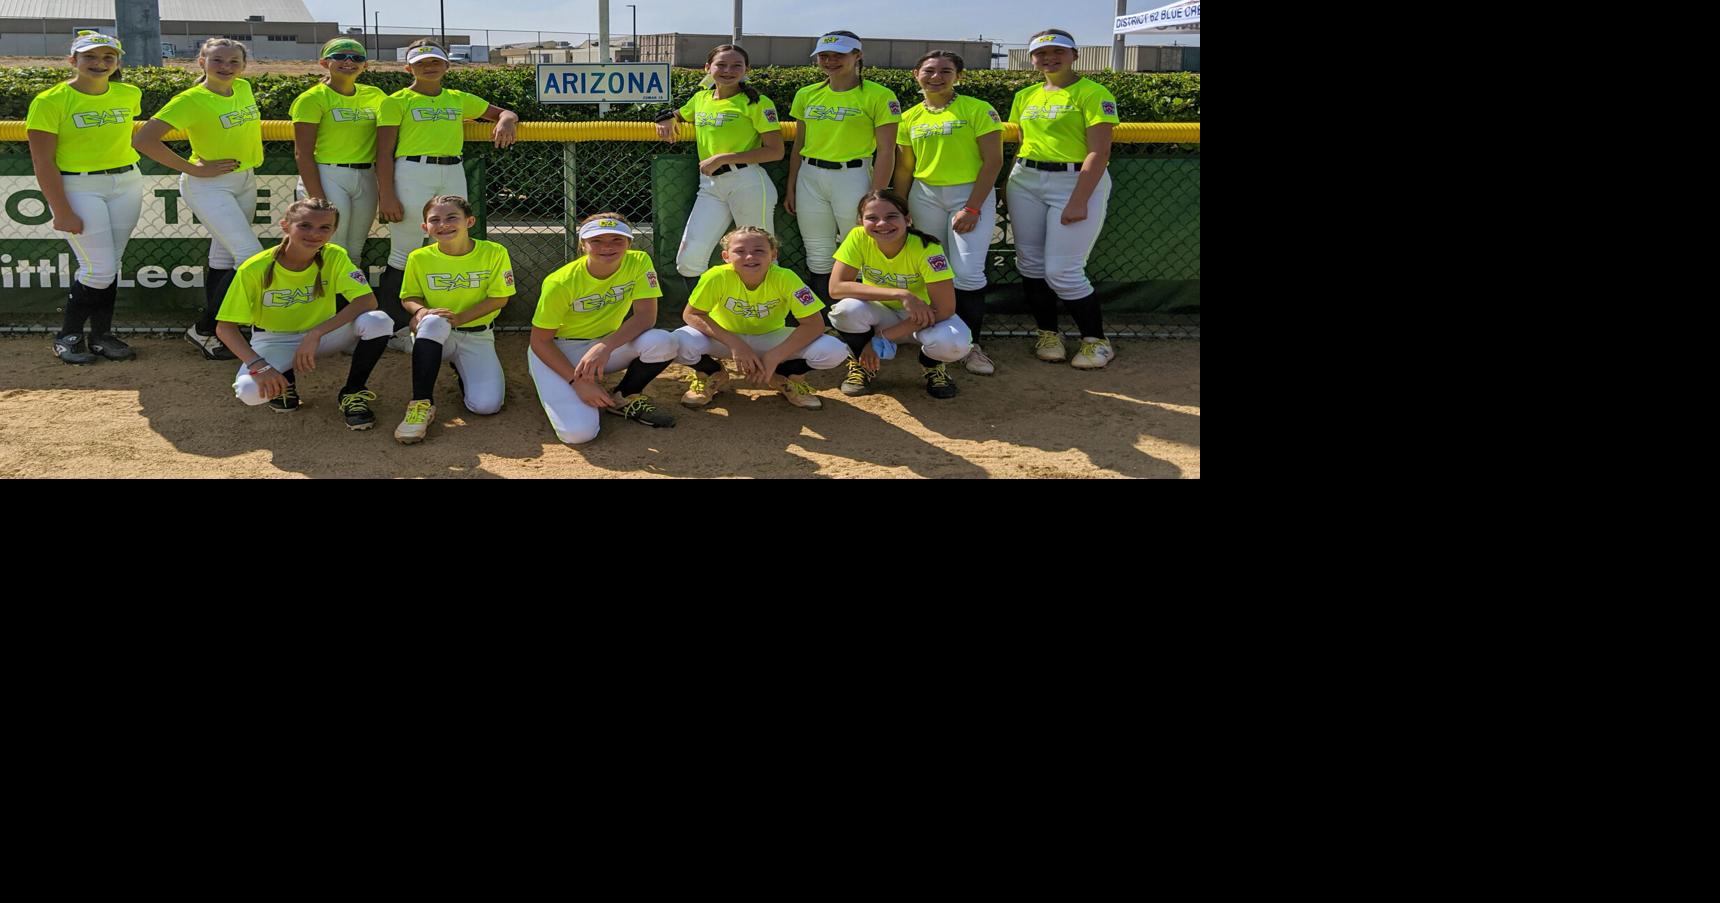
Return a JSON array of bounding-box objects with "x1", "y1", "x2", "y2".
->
[{"x1": 536, "y1": 63, "x2": 672, "y2": 104}]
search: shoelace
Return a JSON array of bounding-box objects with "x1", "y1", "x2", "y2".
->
[
  {"x1": 784, "y1": 379, "x2": 814, "y2": 396},
  {"x1": 405, "y1": 401, "x2": 432, "y2": 424},
  {"x1": 622, "y1": 397, "x2": 655, "y2": 417},
  {"x1": 687, "y1": 373, "x2": 709, "y2": 393},
  {"x1": 925, "y1": 365, "x2": 951, "y2": 387},
  {"x1": 1035, "y1": 331, "x2": 1062, "y2": 349},
  {"x1": 844, "y1": 360, "x2": 869, "y2": 383},
  {"x1": 1079, "y1": 340, "x2": 1109, "y2": 357},
  {"x1": 341, "y1": 389, "x2": 377, "y2": 412},
  {"x1": 277, "y1": 384, "x2": 299, "y2": 404}
]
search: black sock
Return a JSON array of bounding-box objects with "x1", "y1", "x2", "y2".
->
[
  {"x1": 775, "y1": 358, "x2": 813, "y2": 376},
  {"x1": 1022, "y1": 277, "x2": 1059, "y2": 332},
  {"x1": 199, "y1": 268, "x2": 234, "y2": 333},
  {"x1": 955, "y1": 288, "x2": 986, "y2": 339},
  {"x1": 410, "y1": 337, "x2": 444, "y2": 402},
  {"x1": 281, "y1": 368, "x2": 297, "y2": 386},
  {"x1": 918, "y1": 350, "x2": 938, "y2": 368},
  {"x1": 342, "y1": 336, "x2": 390, "y2": 395},
  {"x1": 808, "y1": 271, "x2": 832, "y2": 305},
  {"x1": 87, "y1": 282, "x2": 119, "y2": 338},
  {"x1": 376, "y1": 266, "x2": 409, "y2": 331},
  {"x1": 837, "y1": 328, "x2": 872, "y2": 358},
  {"x1": 616, "y1": 357, "x2": 672, "y2": 397},
  {"x1": 1064, "y1": 295, "x2": 1105, "y2": 340},
  {"x1": 694, "y1": 355, "x2": 723, "y2": 375},
  {"x1": 60, "y1": 281, "x2": 94, "y2": 338}
]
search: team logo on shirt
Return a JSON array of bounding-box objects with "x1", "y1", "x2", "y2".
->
[
  {"x1": 331, "y1": 107, "x2": 378, "y2": 122},
  {"x1": 861, "y1": 265, "x2": 916, "y2": 289},
  {"x1": 695, "y1": 111, "x2": 741, "y2": 128},
  {"x1": 645, "y1": 270, "x2": 658, "y2": 288},
  {"x1": 504, "y1": 270, "x2": 515, "y2": 286},
  {"x1": 1101, "y1": 101, "x2": 1117, "y2": 116},
  {"x1": 71, "y1": 109, "x2": 131, "y2": 128},
  {"x1": 803, "y1": 105, "x2": 863, "y2": 121},
  {"x1": 887, "y1": 100, "x2": 901, "y2": 116},
  {"x1": 762, "y1": 108, "x2": 778, "y2": 123},
  {"x1": 572, "y1": 283, "x2": 634, "y2": 312},
  {"x1": 411, "y1": 107, "x2": 463, "y2": 122},
  {"x1": 262, "y1": 286, "x2": 315, "y2": 308},
  {"x1": 725, "y1": 297, "x2": 778, "y2": 319},
  {"x1": 425, "y1": 270, "x2": 493, "y2": 290},
  {"x1": 927, "y1": 255, "x2": 950, "y2": 272},
  {"x1": 987, "y1": 109, "x2": 1001, "y2": 122},
  {"x1": 348, "y1": 270, "x2": 368, "y2": 285},
  {"x1": 910, "y1": 121, "x2": 969, "y2": 139},
  {"x1": 793, "y1": 287, "x2": 815, "y2": 306},
  {"x1": 1022, "y1": 105, "x2": 1074, "y2": 121},
  {"x1": 219, "y1": 105, "x2": 262, "y2": 128}
]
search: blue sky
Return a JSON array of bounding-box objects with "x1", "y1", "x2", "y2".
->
[{"x1": 303, "y1": 0, "x2": 1200, "y2": 52}]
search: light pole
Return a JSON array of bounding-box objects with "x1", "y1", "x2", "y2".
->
[
  {"x1": 440, "y1": 0, "x2": 446, "y2": 46},
  {"x1": 627, "y1": 4, "x2": 636, "y2": 54}
]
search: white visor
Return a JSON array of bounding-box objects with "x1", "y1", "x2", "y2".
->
[
  {"x1": 406, "y1": 45, "x2": 450, "y2": 63},
  {"x1": 810, "y1": 34, "x2": 863, "y2": 56},
  {"x1": 72, "y1": 32, "x2": 124, "y2": 55},
  {"x1": 1028, "y1": 33, "x2": 1079, "y2": 53},
  {"x1": 578, "y1": 219, "x2": 634, "y2": 240}
]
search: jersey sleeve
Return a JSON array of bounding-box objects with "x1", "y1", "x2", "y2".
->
[
  {"x1": 215, "y1": 267, "x2": 260, "y2": 325},
  {"x1": 688, "y1": 268, "x2": 722, "y2": 312},
  {"x1": 485, "y1": 246, "x2": 517, "y2": 298},
  {"x1": 378, "y1": 94, "x2": 404, "y2": 127},
  {"x1": 532, "y1": 274, "x2": 573, "y2": 330},
  {"x1": 288, "y1": 88, "x2": 323, "y2": 124},
  {"x1": 24, "y1": 90, "x2": 63, "y2": 133},
  {"x1": 461, "y1": 92, "x2": 491, "y2": 119},
  {"x1": 919, "y1": 243, "x2": 955, "y2": 285},
  {"x1": 752, "y1": 96, "x2": 781, "y2": 132},
  {"x1": 832, "y1": 228, "x2": 866, "y2": 270},
  {"x1": 401, "y1": 253, "x2": 426, "y2": 301},
  {"x1": 1085, "y1": 84, "x2": 1121, "y2": 126}
]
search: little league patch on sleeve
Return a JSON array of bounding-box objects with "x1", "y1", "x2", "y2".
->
[
  {"x1": 349, "y1": 270, "x2": 368, "y2": 284},
  {"x1": 888, "y1": 100, "x2": 901, "y2": 115},
  {"x1": 763, "y1": 108, "x2": 778, "y2": 122},
  {"x1": 1101, "y1": 101, "x2": 1117, "y2": 116},
  {"x1": 504, "y1": 270, "x2": 515, "y2": 286},
  {"x1": 646, "y1": 270, "x2": 658, "y2": 288},
  {"x1": 988, "y1": 109, "x2": 1001, "y2": 121},
  {"x1": 927, "y1": 255, "x2": 949, "y2": 272},
  {"x1": 794, "y1": 287, "x2": 815, "y2": 305}
]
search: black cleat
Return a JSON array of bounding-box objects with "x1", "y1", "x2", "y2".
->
[
  {"x1": 89, "y1": 334, "x2": 137, "y2": 361},
  {"x1": 53, "y1": 334, "x2": 98, "y2": 365}
]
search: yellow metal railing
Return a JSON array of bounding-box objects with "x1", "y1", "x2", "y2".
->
[{"x1": 0, "y1": 121, "x2": 1199, "y2": 143}]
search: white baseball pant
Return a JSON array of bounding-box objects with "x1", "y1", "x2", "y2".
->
[
  {"x1": 794, "y1": 160, "x2": 872, "y2": 275},
  {"x1": 528, "y1": 329, "x2": 680, "y2": 445},
  {"x1": 827, "y1": 299, "x2": 973, "y2": 363},
  {"x1": 232, "y1": 309, "x2": 394, "y2": 405},
  {"x1": 907, "y1": 181, "x2": 995, "y2": 292},
  {"x1": 296, "y1": 164, "x2": 379, "y2": 268},
  {"x1": 180, "y1": 168, "x2": 263, "y2": 269},
  {"x1": 386, "y1": 159, "x2": 465, "y2": 268},
  {"x1": 672, "y1": 325, "x2": 848, "y2": 369},
  {"x1": 675, "y1": 165, "x2": 779, "y2": 277},
  {"x1": 57, "y1": 168, "x2": 144, "y2": 289},
  {"x1": 413, "y1": 314, "x2": 505, "y2": 415},
  {"x1": 1004, "y1": 164, "x2": 1112, "y2": 300}
]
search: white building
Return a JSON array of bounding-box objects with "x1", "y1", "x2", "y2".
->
[{"x1": 0, "y1": 1, "x2": 466, "y2": 59}]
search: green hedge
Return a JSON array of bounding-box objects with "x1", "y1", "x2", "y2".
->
[{"x1": 0, "y1": 65, "x2": 1199, "y2": 123}]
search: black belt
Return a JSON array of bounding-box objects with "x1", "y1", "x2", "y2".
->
[
  {"x1": 332, "y1": 162, "x2": 373, "y2": 169},
  {"x1": 1020, "y1": 159, "x2": 1083, "y2": 172},
  {"x1": 455, "y1": 323, "x2": 491, "y2": 332},
  {"x1": 60, "y1": 165, "x2": 135, "y2": 176},
  {"x1": 400, "y1": 155, "x2": 463, "y2": 165},
  {"x1": 804, "y1": 158, "x2": 864, "y2": 170},
  {"x1": 708, "y1": 162, "x2": 751, "y2": 177}
]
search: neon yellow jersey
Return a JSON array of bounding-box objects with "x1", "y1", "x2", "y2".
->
[
  {"x1": 832, "y1": 228, "x2": 954, "y2": 310},
  {"x1": 289, "y1": 82, "x2": 388, "y2": 164},
  {"x1": 678, "y1": 89, "x2": 780, "y2": 161},
  {"x1": 216, "y1": 244, "x2": 372, "y2": 333},
  {"x1": 1008, "y1": 78, "x2": 1120, "y2": 163},
  {"x1": 401, "y1": 239, "x2": 516, "y2": 328},
  {"x1": 689, "y1": 264, "x2": 823, "y2": 335},
  {"x1": 154, "y1": 79, "x2": 265, "y2": 170},
  {"x1": 896, "y1": 95, "x2": 1002, "y2": 187},
  {"x1": 379, "y1": 88, "x2": 490, "y2": 156},
  {"x1": 789, "y1": 79, "x2": 901, "y2": 162},
  {"x1": 25, "y1": 81, "x2": 142, "y2": 172},
  {"x1": 533, "y1": 250, "x2": 664, "y2": 340}
]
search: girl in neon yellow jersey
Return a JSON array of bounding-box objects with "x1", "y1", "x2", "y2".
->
[
  {"x1": 27, "y1": 30, "x2": 143, "y2": 364},
  {"x1": 290, "y1": 37, "x2": 387, "y2": 285}
]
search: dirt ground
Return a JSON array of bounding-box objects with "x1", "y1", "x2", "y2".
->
[{"x1": 0, "y1": 333, "x2": 1200, "y2": 479}]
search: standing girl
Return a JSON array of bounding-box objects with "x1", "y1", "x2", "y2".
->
[
  {"x1": 134, "y1": 37, "x2": 264, "y2": 361},
  {"x1": 528, "y1": 214, "x2": 681, "y2": 445},
  {"x1": 654, "y1": 44, "x2": 784, "y2": 294},
  {"x1": 213, "y1": 198, "x2": 395, "y2": 429},
  {"x1": 27, "y1": 31, "x2": 143, "y2": 364},
  {"x1": 375, "y1": 39, "x2": 518, "y2": 349},
  {"x1": 893, "y1": 51, "x2": 1004, "y2": 376},
  {"x1": 785, "y1": 31, "x2": 900, "y2": 308},
  {"x1": 290, "y1": 37, "x2": 386, "y2": 281},
  {"x1": 391, "y1": 196, "x2": 516, "y2": 445},
  {"x1": 827, "y1": 190, "x2": 972, "y2": 400},
  {"x1": 673, "y1": 226, "x2": 849, "y2": 411},
  {"x1": 1006, "y1": 29, "x2": 1120, "y2": 369}
]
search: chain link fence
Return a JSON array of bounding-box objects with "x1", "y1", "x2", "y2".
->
[{"x1": 0, "y1": 126, "x2": 1198, "y2": 338}]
